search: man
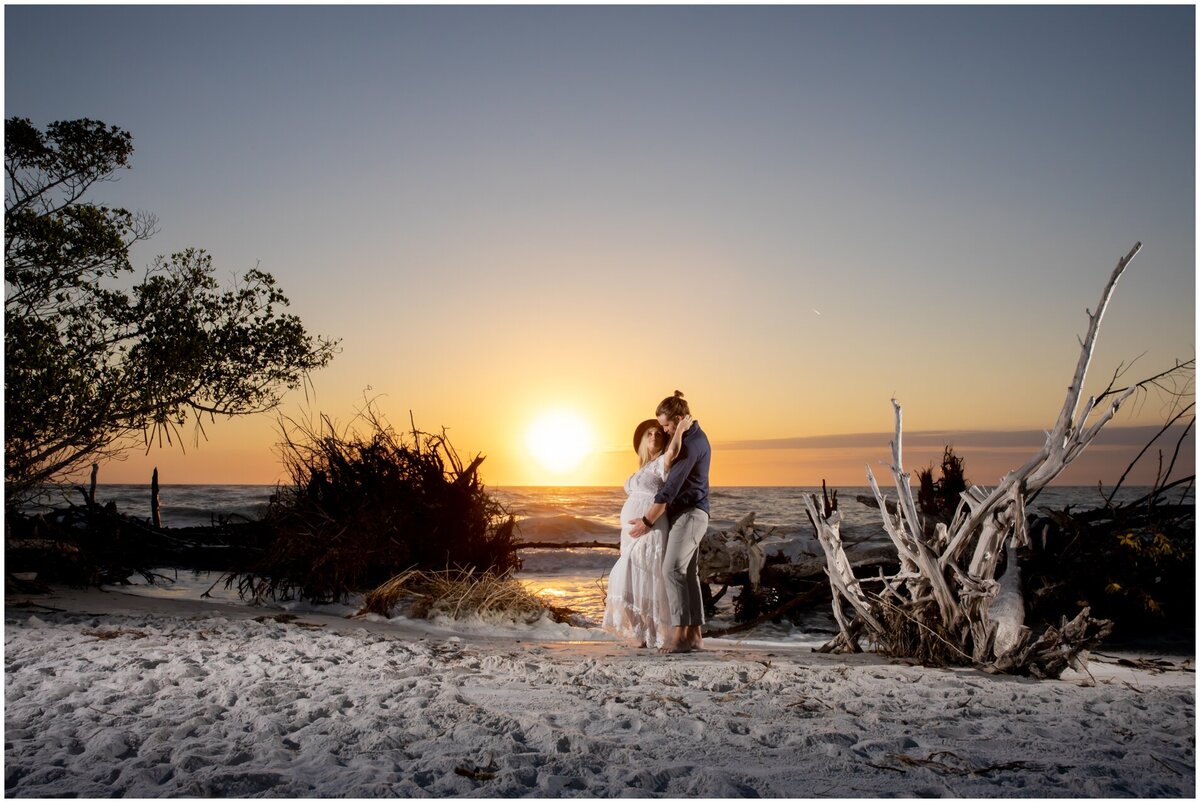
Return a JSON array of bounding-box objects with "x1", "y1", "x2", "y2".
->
[{"x1": 627, "y1": 391, "x2": 711, "y2": 653}]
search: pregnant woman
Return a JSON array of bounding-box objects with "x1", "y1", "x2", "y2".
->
[{"x1": 602, "y1": 414, "x2": 692, "y2": 648}]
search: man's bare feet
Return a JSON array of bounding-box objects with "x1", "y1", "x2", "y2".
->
[{"x1": 657, "y1": 625, "x2": 703, "y2": 653}]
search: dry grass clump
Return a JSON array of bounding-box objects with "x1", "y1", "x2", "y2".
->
[
  {"x1": 81, "y1": 628, "x2": 148, "y2": 641},
  {"x1": 358, "y1": 569, "x2": 576, "y2": 624},
  {"x1": 870, "y1": 604, "x2": 968, "y2": 666}
]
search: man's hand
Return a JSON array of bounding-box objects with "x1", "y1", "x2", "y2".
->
[{"x1": 631, "y1": 502, "x2": 667, "y2": 538}]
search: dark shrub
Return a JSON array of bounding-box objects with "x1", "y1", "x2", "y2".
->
[
  {"x1": 231, "y1": 406, "x2": 518, "y2": 604},
  {"x1": 917, "y1": 446, "x2": 968, "y2": 524}
]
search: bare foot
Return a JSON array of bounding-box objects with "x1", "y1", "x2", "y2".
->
[{"x1": 657, "y1": 642, "x2": 692, "y2": 654}]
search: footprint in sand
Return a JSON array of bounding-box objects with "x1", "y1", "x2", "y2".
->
[
  {"x1": 931, "y1": 723, "x2": 978, "y2": 739},
  {"x1": 86, "y1": 730, "x2": 137, "y2": 761},
  {"x1": 540, "y1": 774, "x2": 587, "y2": 793},
  {"x1": 752, "y1": 728, "x2": 787, "y2": 748},
  {"x1": 196, "y1": 770, "x2": 283, "y2": 796}
]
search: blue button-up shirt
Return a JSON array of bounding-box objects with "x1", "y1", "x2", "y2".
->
[{"x1": 654, "y1": 421, "x2": 711, "y2": 519}]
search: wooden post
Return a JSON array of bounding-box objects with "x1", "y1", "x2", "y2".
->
[
  {"x1": 151, "y1": 467, "x2": 162, "y2": 529},
  {"x1": 88, "y1": 463, "x2": 98, "y2": 507}
]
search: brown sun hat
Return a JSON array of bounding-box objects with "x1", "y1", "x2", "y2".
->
[{"x1": 633, "y1": 419, "x2": 662, "y2": 453}]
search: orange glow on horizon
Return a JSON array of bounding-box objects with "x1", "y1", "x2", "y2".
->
[
  {"x1": 89, "y1": 413, "x2": 1194, "y2": 491},
  {"x1": 82, "y1": 372, "x2": 1195, "y2": 491}
]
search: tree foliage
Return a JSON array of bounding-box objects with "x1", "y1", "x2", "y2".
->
[
  {"x1": 916, "y1": 446, "x2": 968, "y2": 525},
  {"x1": 5, "y1": 117, "x2": 338, "y2": 501}
]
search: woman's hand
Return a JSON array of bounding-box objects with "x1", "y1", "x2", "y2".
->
[{"x1": 679, "y1": 414, "x2": 694, "y2": 433}]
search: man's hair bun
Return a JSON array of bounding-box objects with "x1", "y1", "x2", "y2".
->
[{"x1": 657, "y1": 391, "x2": 691, "y2": 419}]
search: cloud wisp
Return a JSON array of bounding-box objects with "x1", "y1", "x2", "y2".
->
[{"x1": 718, "y1": 425, "x2": 1194, "y2": 452}]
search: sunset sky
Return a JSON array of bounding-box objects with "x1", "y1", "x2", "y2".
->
[{"x1": 5, "y1": 5, "x2": 1195, "y2": 488}]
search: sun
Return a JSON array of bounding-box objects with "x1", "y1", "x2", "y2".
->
[{"x1": 524, "y1": 411, "x2": 594, "y2": 476}]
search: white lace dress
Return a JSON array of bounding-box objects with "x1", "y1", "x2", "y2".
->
[{"x1": 602, "y1": 455, "x2": 672, "y2": 647}]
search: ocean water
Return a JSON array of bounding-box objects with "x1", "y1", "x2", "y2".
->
[
  {"x1": 54, "y1": 481, "x2": 1181, "y2": 642},
  {"x1": 69, "y1": 482, "x2": 1166, "y2": 537}
]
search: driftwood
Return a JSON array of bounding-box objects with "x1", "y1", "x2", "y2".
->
[
  {"x1": 698, "y1": 512, "x2": 894, "y2": 590},
  {"x1": 515, "y1": 540, "x2": 619, "y2": 550},
  {"x1": 703, "y1": 580, "x2": 826, "y2": 637},
  {"x1": 987, "y1": 607, "x2": 1113, "y2": 678},
  {"x1": 806, "y1": 244, "x2": 1143, "y2": 676},
  {"x1": 698, "y1": 512, "x2": 761, "y2": 585},
  {"x1": 697, "y1": 502, "x2": 897, "y2": 633},
  {"x1": 87, "y1": 464, "x2": 98, "y2": 507},
  {"x1": 5, "y1": 503, "x2": 273, "y2": 587}
]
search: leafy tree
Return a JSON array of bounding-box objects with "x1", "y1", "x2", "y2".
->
[{"x1": 5, "y1": 117, "x2": 338, "y2": 502}]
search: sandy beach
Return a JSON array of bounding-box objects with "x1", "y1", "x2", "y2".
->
[{"x1": 4, "y1": 586, "x2": 1194, "y2": 798}]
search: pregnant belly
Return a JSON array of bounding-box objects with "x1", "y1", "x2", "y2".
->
[{"x1": 620, "y1": 492, "x2": 656, "y2": 523}]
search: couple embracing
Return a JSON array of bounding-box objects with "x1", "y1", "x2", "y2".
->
[{"x1": 603, "y1": 391, "x2": 711, "y2": 654}]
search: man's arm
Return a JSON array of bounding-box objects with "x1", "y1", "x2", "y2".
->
[
  {"x1": 654, "y1": 435, "x2": 700, "y2": 508},
  {"x1": 629, "y1": 433, "x2": 702, "y2": 538}
]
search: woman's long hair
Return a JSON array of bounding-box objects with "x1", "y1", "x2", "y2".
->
[{"x1": 637, "y1": 427, "x2": 664, "y2": 467}]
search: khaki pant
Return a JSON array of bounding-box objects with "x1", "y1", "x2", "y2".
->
[{"x1": 662, "y1": 508, "x2": 708, "y2": 627}]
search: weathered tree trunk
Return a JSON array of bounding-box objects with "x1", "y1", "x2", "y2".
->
[
  {"x1": 151, "y1": 467, "x2": 162, "y2": 529},
  {"x1": 807, "y1": 244, "x2": 1141, "y2": 676},
  {"x1": 989, "y1": 542, "x2": 1026, "y2": 658}
]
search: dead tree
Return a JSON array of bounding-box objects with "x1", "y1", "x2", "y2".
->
[{"x1": 806, "y1": 244, "x2": 1146, "y2": 676}]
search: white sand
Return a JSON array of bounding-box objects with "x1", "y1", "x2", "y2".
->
[{"x1": 4, "y1": 587, "x2": 1195, "y2": 797}]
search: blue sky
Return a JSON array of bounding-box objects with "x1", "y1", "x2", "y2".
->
[{"x1": 5, "y1": 5, "x2": 1194, "y2": 485}]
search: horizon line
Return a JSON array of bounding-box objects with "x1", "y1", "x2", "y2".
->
[{"x1": 592, "y1": 423, "x2": 1194, "y2": 452}]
